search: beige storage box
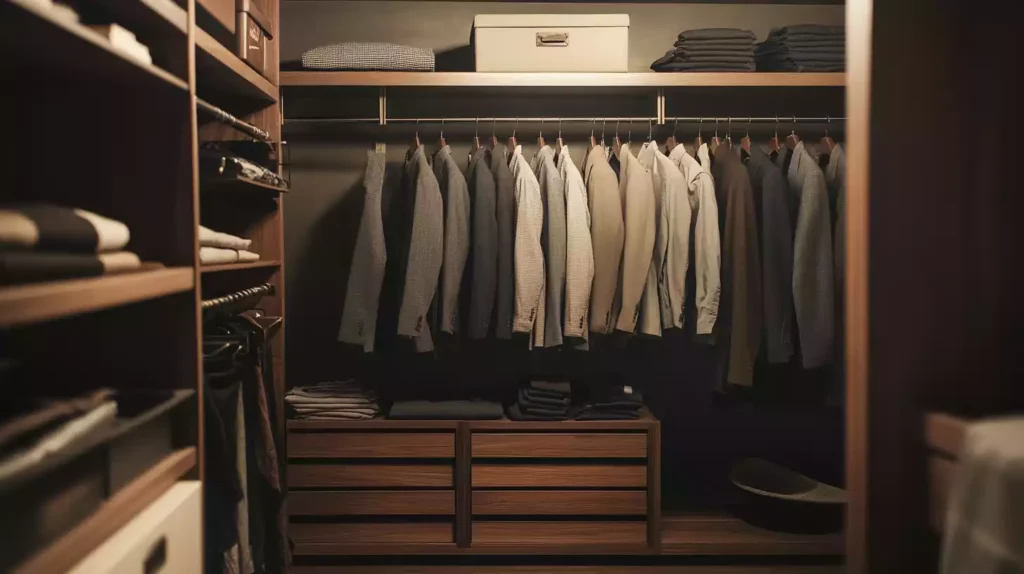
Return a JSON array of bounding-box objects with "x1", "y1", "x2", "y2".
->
[{"x1": 473, "y1": 14, "x2": 629, "y2": 72}]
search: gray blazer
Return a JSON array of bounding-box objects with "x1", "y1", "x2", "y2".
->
[
  {"x1": 433, "y1": 145, "x2": 470, "y2": 334},
  {"x1": 338, "y1": 150, "x2": 388, "y2": 352},
  {"x1": 614, "y1": 143, "x2": 656, "y2": 334},
  {"x1": 532, "y1": 145, "x2": 566, "y2": 347},
  {"x1": 558, "y1": 145, "x2": 595, "y2": 341},
  {"x1": 398, "y1": 146, "x2": 443, "y2": 352},
  {"x1": 788, "y1": 141, "x2": 834, "y2": 369},
  {"x1": 466, "y1": 148, "x2": 498, "y2": 340},
  {"x1": 746, "y1": 145, "x2": 795, "y2": 364},
  {"x1": 489, "y1": 146, "x2": 516, "y2": 339},
  {"x1": 825, "y1": 143, "x2": 846, "y2": 299},
  {"x1": 582, "y1": 145, "x2": 624, "y2": 335}
]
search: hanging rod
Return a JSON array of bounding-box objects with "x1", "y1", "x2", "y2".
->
[
  {"x1": 285, "y1": 116, "x2": 845, "y2": 124},
  {"x1": 202, "y1": 282, "x2": 276, "y2": 318},
  {"x1": 197, "y1": 98, "x2": 271, "y2": 142}
]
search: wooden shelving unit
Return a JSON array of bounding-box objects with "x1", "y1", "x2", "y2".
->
[
  {"x1": 280, "y1": 71, "x2": 845, "y2": 88},
  {"x1": 196, "y1": 26, "x2": 278, "y2": 103}
]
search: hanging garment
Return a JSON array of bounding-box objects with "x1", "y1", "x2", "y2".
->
[
  {"x1": 0, "y1": 204, "x2": 130, "y2": 252},
  {"x1": 635, "y1": 142, "x2": 664, "y2": 338},
  {"x1": 489, "y1": 146, "x2": 516, "y2": 340},
  {"x1": 788, "y1": 141, "x2": 835, "y2": 369},
  {"x1": 646, "y1": 144, "x2": 693, "y2": 331},
  {"x1": 745, "y1": 145, "x2": 795, "y2": 364},
  {"x1": 465, "y1": 148, "x2": 498, "y2": 340},
  {"x1": 696, "y1": 143, "x2": 714, "y2": 176},
  {"x1": 398, "y1": 146, "x2": 443, "y2": 352},
  {"x1": 825, "y1": 143, "x2": 847, "y2": 298},
  {"x1": 433, "y1": 145, "x2": 471, "y2": 335},
  {"x1": 670, "y1": 144, "x2": 721, "y2": 336},
  {"x1": 711, "y1": 145, "x2": 763, "y2": 387},
  {"x1": 338, "y1": 151, "x2": 388, "y2": 352},
  {"x1": 613, "y1": 143, "x2": 656, "y2": 334},
  {"x1": 557, "y1": 145, "x2": 595, "y2": 341},
  {"x1": 532, "y1": 145, "x2": 566, "y2": 347},
  {"x1": 582, "y1": 145, "x2": 624, "y2": 335},
  {"x1": 508, "y1": 145, "x2": 545, "y2": 340}
]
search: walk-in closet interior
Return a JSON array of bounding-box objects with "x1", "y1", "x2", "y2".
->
[{"x1": 2, "y1": 0, "x2": 1022, "y2": 572}]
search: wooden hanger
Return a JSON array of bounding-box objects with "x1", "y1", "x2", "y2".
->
[
  {"x1": 740, "y1": 117, "x2": 752, "y2": 153},
  {"x1": 589, "y1": 118, "x2": 598, "y2": 151},
  {"x1": 555, "y1": 118, "x2": 564, "y2": 155},
  {"x1": 613, "y1": 118, "x2": 623, "y2": 158},
  {"x1": 709, "y1": 118, "x2": 721, "y2": 155},
  {"x1": 538, "y1": 118, "x2": 546, "y2": 149},
  {"x1": 786, "y1": 115, "x2": 800, "y2": 150},
  {"x1": 694, "y1": 117, "x2": 704, "y2": 156},
  {"x1": 413, "y1": 118, "x2": 421, "y2": 149},
  {"x1": 770, "y1": 116, "x2": 781, "y2": 153},
  {"x1": 438, "y1": 117, "x2": 447, "y2": 149},
  {"x1": 666, "y1": 117, "x2": 679, "y2": 153},
  {"x1": 507, "y1": 117, "x2": 519, "y2": 159},
  {"x1": 820, "y1": 116, "x2": 836, "y2": 153}
]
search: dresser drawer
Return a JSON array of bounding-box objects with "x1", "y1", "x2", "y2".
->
[
  {"x1": 291, "y1": 522, "x2": 453, "y2": 546},
  {"x1": 473, "y1": 490, "x2": 647, "y2": 515},
  {"x1": 288, "y1": 432, "x2": 454, "y2": 458},
  {"x1": 472, "y1": 433, "x2": 647, "y2": 458},
  {"x1": 290, "y1": 491, "x2": 455, "y2": 515},
  {"x1": 474, "y1": 464, "x2": 646, "y2": 487},
  {"x1": 290, "y1": 464, "x2": 452, "y2": 488},
  {"x1": 472, "y1": 521, "x2": 647, "y2": 545}
]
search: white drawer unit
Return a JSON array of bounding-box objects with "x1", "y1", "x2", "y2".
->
[
  {"x1": 473, "y1": 14, "x2": 629, "y2": 72},
  {"x1": 68, "y1": 482, "x2": 201, "y2": 574}
]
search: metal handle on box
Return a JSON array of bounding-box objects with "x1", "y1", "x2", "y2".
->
[{"x1": 536, "y1": 32, "x2": 569, "y2": 47}]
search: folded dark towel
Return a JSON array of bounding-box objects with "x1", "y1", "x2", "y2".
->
[
  {"x1": 0, "y1": 204, "x2": 130, "y2": 253},
  {"x1": 677, "y1": 28, "x2": 756, "y2": 42},
  {"x1": 388, "y1": 400, "x2": 504, "y2": 420},
  {"x1": 507, "y1": 404, "x2": 566, "y2": 421},
  {"x1": 0, "y1": 251, "x2": 142, "y2": 285},
  {"x1": 519, "y1": 389, "x2": 569, "y2": 408},
  {"x1": 673, "y1": 39, "x2": 756, "y2": 50},
  {"x1": 580, "y1": 385, "x2": 645, "y2": 405},
  {"x1": 672, "y1": 49, "x2": 757, "y2": 59},
  {"x1": 768, "y1": 24, "x2": 844, "y2": 37},
  {"x1": 757, "y1": 39, "x2": 845, "y2": 50},
  {"x1": 674, "y1": 54, "x2": 756, "y2": 64},
  {"x1": 589, "y1": 401, "x2": 645, "y2": 411},
  {"x1": 529, "y1": 381, "x2": 571, "y2": 395},
  {"x1": 574, "y1": 411, "x2": 641, "y2": 421},
  {"x1": 653, "y1": 61, "x2": 756, "y2": 72},
  {"x1": 757, "y1": 60, "x2": 844, "y2": 72},
  {"x1": 522, "y1": 390, "x2": 570, "y2": 402},
  {"x1": 523, "y1": 405, "x2": 569, "y2": 417}
]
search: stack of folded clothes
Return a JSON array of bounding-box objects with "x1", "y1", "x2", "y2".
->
[
  {"x1": 755, "y1": 24, "x2": 845, "y2": 72},
  {"x1": 199, "y1": 225, "x2": 260, "y2": 265},
  {"x1": 570, "y1": 384, "x2": 645, "y2": 420},
  {"x1": 651, "y1": 28, "x2": 756, "y2": 72},
  {"x1": 301, "y1": 42, "x2": 435, "y2": 71},
  {"x1": 0, "y1": 204, "x2": 142, "y2": 285},
  {"x1": 507, "y1": 381, "x2": 571, "y2": 421},
  {"x1": 285, "y1": 380, "x2": 380, "y2": 420},
  {"x1": 389, "y1": 400, "x2": 503, "y2": 420}
]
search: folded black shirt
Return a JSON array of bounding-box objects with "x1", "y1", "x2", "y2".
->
[{"x1": 388, "y1": 400, "x2": 504, "y2": 420}]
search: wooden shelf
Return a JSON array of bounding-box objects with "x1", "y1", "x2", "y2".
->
[
  {"x1": 0, "y1": 267, "x2": 194, "y2": 329},
  {"x1": 661, "y1": 511, "x2": 844, "y2": 556},
  {"x1": 196, "y1": 27, "x2": 278, "y2": 105},
  {"x1": 201, "y1": 260, "x2": 281, "y2": 273},
  {"x1": 202, "y1": 177, "x2": 289, "y2": 194},
  {"x1": 2, "y1": 0, "x2": 188, "y2": 91},
  {"x1": 280, "y1": 71, "x2": 845, "y2": 88},
  {"x1": 84, "y1": 0, "x2": 186, "y2": 53}
]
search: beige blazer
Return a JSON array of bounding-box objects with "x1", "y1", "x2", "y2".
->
[
  {"x1": 508, "y1": 144, "x2": 545, "y2": 340},
  {"x1": 614, "y1": 143, "x2": 656, "y2": 334},
  {"x1": 582, "y1": 145, "x2": 624, "y2": 335}
]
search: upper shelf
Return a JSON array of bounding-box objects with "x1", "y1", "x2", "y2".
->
[
  {"x1": 196, "y1": 27, "x2": 278, "y2": 105},
  {"x1": 280, "y1": 71, "x2": 845, "y2": 88}
]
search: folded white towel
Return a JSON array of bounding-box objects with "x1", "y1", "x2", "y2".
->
[
  {"x1": 200, "y1": 247, "x2": 260, "y2": 265},
  {"x1": 199, "y1": 225, "x2": 252, "y2": 250}
]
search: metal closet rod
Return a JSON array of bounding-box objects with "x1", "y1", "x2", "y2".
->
[
  {"x1": 196, "y1": 98, "x2": 271, "y2": 141},
  {"x1": 286, "y1": 116, "x2": 845, "y2": 124}
]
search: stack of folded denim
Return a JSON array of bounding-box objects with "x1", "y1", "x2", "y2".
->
[
  {"x1": 651, "y1": 28, "x2": 756, "y2": 72},
  {"x1": 570, "y1": 384, "x2": 645, "y2": 420},
  {"x1": 285, "y1": 380, "x2": 380, "y2": 420},
  {"x1": 755, "y1": 24, "x2": 845, "y2": 72},
  {"x1": 507, "y1": 381, "x2": 571, "y2": 421}
]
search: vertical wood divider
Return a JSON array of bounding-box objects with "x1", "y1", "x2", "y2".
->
[
  {"x1": 455, "y1": 422, "x2": 472, "y2": 547},
  {"x1": 647, "y1": 422, "x2": 662, "y2": 551}
]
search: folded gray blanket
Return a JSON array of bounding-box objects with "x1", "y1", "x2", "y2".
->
[
  {"x1": 673, "y1": 48, "x2": 756, "y2": 59},
  {"x1": 677, "y1": 28, "x2": 756, "y2": 42},
  {"x1": 769, "y1": 24, "x2": 844, "y2": 37},
  {"x1": 673, "y1": 39, "x2": 756, "y2": 50},
  {"x1": 301, "y1": 42, "x2": 435, "y2": 71}
]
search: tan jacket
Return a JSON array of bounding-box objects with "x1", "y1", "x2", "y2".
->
[
  {"x1": 636, "y1": 143, "x2": 665, "y2": 337},
  {"x1": 508, "y1": 145, "x2": 545, "y2": 340},
  {"x1": 582, "y1": 145, "x2": 624, "y2": 335},
  {"x1": 558, "y1": 145, "x2": 595, "y2": 340},
  {"x1": 614, "y1": 143, "x2": 656, "y2": 334},
  {"x1": 648, "y1": 144, "x2": 693, "y2": 331}
]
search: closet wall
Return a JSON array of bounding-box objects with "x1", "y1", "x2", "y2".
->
[{"x1": 281, "y1": 0, "x2": 846, "y2": 507}]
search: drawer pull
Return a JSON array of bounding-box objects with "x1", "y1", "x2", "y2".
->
[
  {"x1": 143, "y1": 536, "x2": 167, "y2": 574},
  {"x1": 536, "y1": 32, "x2": 569, "y2": 47}
]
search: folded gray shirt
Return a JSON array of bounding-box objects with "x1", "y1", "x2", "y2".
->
[{"x1": 677, "y1": 28, "x2": 756, "y2": 42}]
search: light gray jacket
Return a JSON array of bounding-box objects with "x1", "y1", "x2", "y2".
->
[
  {"x1": 826, "y1": 143, "x2": 846, "y2": 299},
  {"x1": 583, "y1": 145, "x2": 624, "y2": 335},
  {"x1": 433, "y1": 145, "x2": 470, "y2": 334},
  {"x1": 789, "y1": 141, "x2": 834, "y2": 368},
  {"x1": 558, "y1": 145, "x2": 595, "y2": 341},
  {"x1": 398, "y1": 146, "x2": 443, "y2": 352},
  {"x1": 466, "y1": 147, "x2": 498, "y2": 339},
  {"x1": 648, "y1": 144, "x2": 692, "y2": 331},
  {"x1": 532, "y1": 145, "x2": 566, "y2": 347},
  {"x1": 509, "y1": 145, "x2": 545, "y2": 340}
]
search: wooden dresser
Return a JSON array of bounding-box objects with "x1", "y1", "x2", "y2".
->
[{"x1": 287, "y1": 414, "x2": 660, "y2": 557}]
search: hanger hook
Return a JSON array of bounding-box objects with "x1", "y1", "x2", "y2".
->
[
  {"x1": 715, "y1": 117, "x2": 719, "y2": 138},
  {"x1": 492, "y1": 117, "x2": 497, "y2": 138},
  {"x1": 415, "y1": 117, "x2": 420, "y2": 139},
  {"x1": 791, "y1": 115, "x2": 797, "y2": 136},
  {"x1": 648, "y1": 117, "x2": 653, "y2": 142},
  {"x1": 774, "y1": 114, "x2": 779, "y2": 140},
  {"x1": 615, "y1": 118, "x2": 620, "y2": 137},
  {"x1": 698, "y1": 117, "x2": 703, "y2": 139},
  {"x1": 746, "y1": 117, "x2": 751, "y2": 138},
  {"x1": 540, "y1": 117, "x2": 544, "y2": 139},
  {"x1": 591, "y1": 118, "x2": 596, "y2": 139},
  {"x1": 627, "y1": 118, "x2": 632, "y2": 142},
  {"x1": 825, "y1": 115, "x2": 830, "y2": 138},
  {"x1": 727, "y1": 117, "x2": 732, "y2": 140},
  {"x1": 672, "y1": 116, "x2": 679, "y2": 138},
  {"x1": 440, "y1": 117, "x2": 445, "y2": 139},
  {"x1": 601, "y1": 118, "x2": 607, "y2": 143},
  {"x1": 475, "y1": 116, "x2": 479, "y2": 139},
  {"x1": 558, "y1": 118, "x2": 562, "y2": 139},
  {"x1": 513, "y1": 117, "x2": 518, "y2": 139}
]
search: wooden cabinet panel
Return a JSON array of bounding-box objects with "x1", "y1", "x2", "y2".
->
[
  {"x1": 472, "y1": 433, "x2": 646, "y2": 458},
  {"x1": 473, "y1": 464, "x2": 646, "y2": 488},
  {"x1": 472, "y1": 491, "x2": 647, "y2": 515},
  {"x1": 290, "y1": 523, "x2": 452, "y2": 544},
  {"x1": 288, "y1": 432, "x2": 454, "y2": 458},
  {"x1": 289, "y1": 491, "x2": 455, "y2": 515},
  {"x1": 289, "y1": 464, "x2": 452, "y2": 488},
  {"x1": 472, "y1": 521, "x2": 647, "y2": 545}
]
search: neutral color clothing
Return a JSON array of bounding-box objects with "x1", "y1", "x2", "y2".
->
[
  {"x1": 745, "y1": 145, "x2": 795, "y2": 364},
  {"x1": 490, "y1": 146, "x2": 516, "y2": 339},
  {"x1": 558, "y1": 145, "x2": 595, "y2": 340},
  {"x1": 646, "y1": 143, "x2": 692, "y2": 331},
  {"x1": 466, "y1": 148, "x2": 498, "y2": 340},
  {"x1": 200, "y1": 246, "x2": 259, "y2": 265},
  {"x1": 636, "y1": 143, "x2": 664, "y2": 337},
  {"x1": 388, "y1": 400, "x2": 504, "y2": 420},
  {"x1": 653, "y1": 61, "x2": 755, "y2": 72},
  {"x1": 788, "y1": 141, "x2": 835, "y2": 368},
  {"x1": 582, "y1": 145, "x2": 625, "y2": 335},
  {"x1": 669, "y1": 144, "x2": 721, "y2": 335},
  {"x1": 0, "y1": 250, "x2": 141, "y2": 284},
  {"x1": 711, "y1": 145, "x2": 762, "y2": 387},
  {"x1": 614, "y1": 143, "x2": 656, "y2": 334},
  {"x1": 433, "y1": 145, "x2": 471, "y2": 334},
  {"x1": 301, "y1": 42, "x2": 435, "y2": 71},
  {"x1": 199, "y1": 225, "x2": 251, "y2": 250},
  {"x1": 696, "y1": 143, "x2": 713, "y2": 175},
  {"x1": 826, "y1": 144, "x2": 847, "y2": 295},
  {"x1": 397, "y1": 146, "x2": 443, "y2": 352},
  {"x1": 532, "y1": 146, "x2": 566, "y2": 347},
  {"x1": 677, "y1": 28, "x2": 756, "y2": 42},
  {"x1": 338, "y1": 151, "x2": 387, "y2": 352},
  {"x1": 508, "y1": 145, "x2": 545, "y2": 338},
  {"x1": 0, "y1": 204, "x2": 130, "y2": 253}
]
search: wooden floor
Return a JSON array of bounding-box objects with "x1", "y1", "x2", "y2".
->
[{"x1": 292, "y1": 567, "x2": 844, "y2": 573}]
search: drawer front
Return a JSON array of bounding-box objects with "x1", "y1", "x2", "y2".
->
[
  {"x1": 290, "y1": 464, "x2": 452, "y2": 488},
  {"x1": 473, "y1": 490, "x2": 647, "y2": 515},
  {"x1": 473, "y1": 464, "x2": 646, "y2": 487},
  {"x1": 291, "y1": 523, "x2": 452, "y2": 545},
  {"x1": 69, "y1": 482, "x2": 201, "y2": 574},
  {"x1": 288, "y1": 432, "x2": 454, "y2": 458},
  {"x1": 289, "y1": 491, "x2": 455, "y2": 515},
  {"x1": 472, "y1": 433, "x2": 647, "y2": 458},
  {"x1": 472, "y1": 521, "x2": 646, "y2": 545}
]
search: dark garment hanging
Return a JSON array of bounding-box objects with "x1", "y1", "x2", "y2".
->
[{"x1": 202, "y1": 372, "x2": 243, "y2": 574}]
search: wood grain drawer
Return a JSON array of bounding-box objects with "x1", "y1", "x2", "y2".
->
[
  {"x1": 288, "y1": 432, "x2": 454, "y2": 458},
  {"x1": 289, "y1": 491, "x2": 455, "y2": 515},
  {"x1": 291, "y1": 523, "x2": 452, "y2": 545},
  {"x1": 473, "y1": 490, "x2": 647, "y2": 515},
  {"x1": 472, "y1": 521, "x2": 647, "y2": 545},
  {"x1": 472, "y1": 433, "x2": 647, "y2": 458},
  {"x1": 289, "y1": 464, "x2": 452, "y2": 488},
  {"x1": 473, "y1": 464, "x2": 646, "y2": 487}
]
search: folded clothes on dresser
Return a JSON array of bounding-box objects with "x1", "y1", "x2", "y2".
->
[
  {"x1": 653, "y1": 28, "x2": 756, "y2": 72},
  {"x1": 507, "y1": 381, "x2": 571, "y2": 421},
  {"x1": 570, "y1": 384, "x2": 645, "y2": 420},
  {"x1": 389, "y1": 400, "x2": 504, "y2": 420},
  {"x1": 756, "y1": 24, "x2": 845, "y2": 72},
  {"x1": 199, "y1": 226, "x2": 260, "y2": 265},
  {"x1": 286, "y1": 380, "x2": 380, "y2": 420},
  {"x1": 0, "y1": 251, "x2": 141, "y2": 284}
]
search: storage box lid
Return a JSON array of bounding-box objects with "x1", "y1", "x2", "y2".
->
[{"x1": 474, "y1": 14, "x2": 629, "y2": 29}]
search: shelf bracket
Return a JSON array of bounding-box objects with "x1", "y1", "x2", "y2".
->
[{"x1": 378, "y1": 87, "x2": 387, "y2": 126}]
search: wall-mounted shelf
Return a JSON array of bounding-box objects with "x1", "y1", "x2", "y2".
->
[
  {"x1": 196, "y1": 27, "x2": 278, "y2": 104},
  {"x1": 280, "y1": 71, "x2": 845, "y2": 88},
  {"x1": 0, "y1": 267, "x2": 194, "y2": 329},
  {"x1": 85, "y1": 0, "x2": 186, "y2": 55},
  {"x1": 202, "y1": 177, "x2": 289, "y2": 195},
  {"x1": 661, "y1": 511, "x2": 844, "y2": 556},
  {"x1": 201, "y1": 260, "x2": 282, "y2": 273}
]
